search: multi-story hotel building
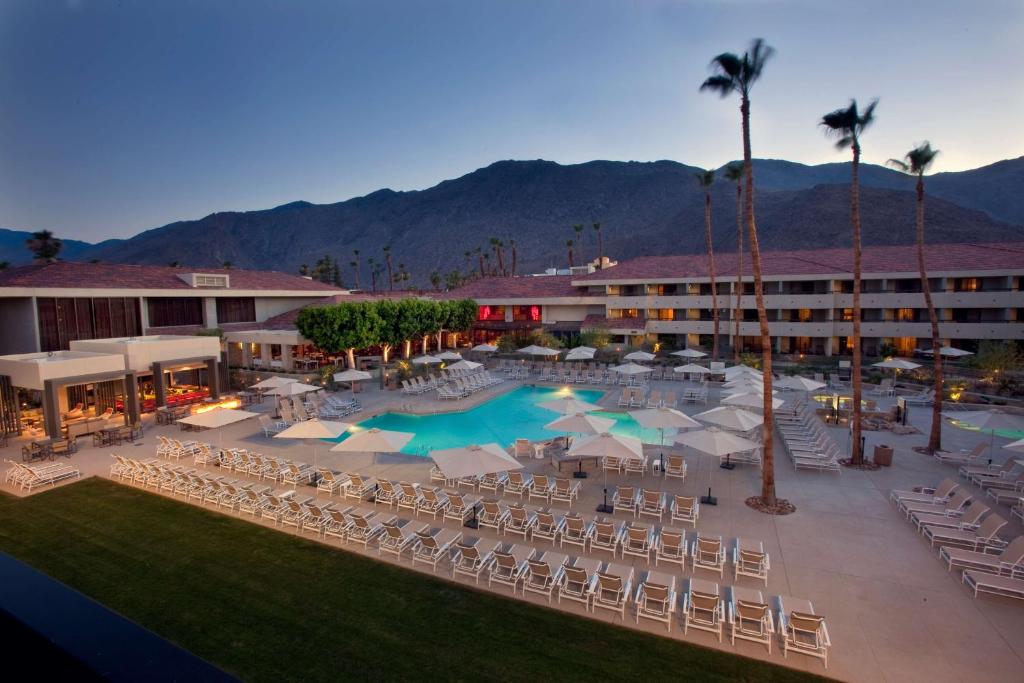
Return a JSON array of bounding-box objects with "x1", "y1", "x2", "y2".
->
[{"x1": 449, "y1": 242, "x2": 1024, "y2": 356}]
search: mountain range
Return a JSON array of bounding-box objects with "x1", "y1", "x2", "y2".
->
[{"x1": 6, "y1": 156, "x2": 1024, "y2": 284}]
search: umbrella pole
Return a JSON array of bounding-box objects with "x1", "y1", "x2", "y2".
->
[
  {"x1": 720, "y1": 450, "x2": 735, "y2": 470},
  {"x1": 596, "y1": 462, "x2": 613, "y2": 513}
]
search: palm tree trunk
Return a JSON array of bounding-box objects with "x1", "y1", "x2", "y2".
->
[
  {"x1": 850, "y1": 146, "x2": 864, "y2": 465},
  {"x1": 511, "y1": 247, "x2": 517, "y2": 276},
  {"x1": 917, "y1": 177, "x2": 943, "y2": 452},
  {"x1": 734, "y1": 183, "x2": 743, "y2": 363},
  {"x1": 478, "y1": 254, "x2": 485, "y2": 278},
  {"x1": 741, "y1": 97, "x2": 775, "y2": 506},
  {"x1": 704, "y1": 191, "x2": 719, "y2": 361},
  {"x1": 597, "y1": 231, "x2": 604, "y2": 268},
  {"x1": 386, "y1": 257, "x2": 394, "y2": 291}
]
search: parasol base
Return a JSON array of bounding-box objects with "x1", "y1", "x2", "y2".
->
[
  {"x1": 595, "y1": 504, "x2": 614, "y2": 514},
  {"x1": 719, "y1": 462, "x2": 736, "y2": 470},
  {"x1": 700, "y1": 495, "x2": 718, "y2": 506},
  {"x1": 573, "y1": 471, "x2": 588, "y2": 479},
  {"x1": 463, "y1": 519, "x2": 479, "y2": 529}
]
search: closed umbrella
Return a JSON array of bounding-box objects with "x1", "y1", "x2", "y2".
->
[
  {"x1": 672, "y1": 349, "x2": 707, "y2": 358},
  {"x1": 624, "y1": 350, "x2": 656, "y2": 362},
  {"x1": 437, "y1": 351, "x2": 463, "y2": 361},
  {"x1": 330, "y1": 426, "x2": 416, "y2": 479},
  {"x1": 538, "y1": 396, "x2": 602, "y2": 414},
  {"x1": 545, "y1": 411, "x2": 615, "y2": 476},
  {"x1": 569, "y1": 432, "x2": 644, "y2": 512},
  {"x1": 275, "y1": 418, "x2": 351, "y2": 469},
  {"x1": 693, "y1": 406, "x2": 764, "y2": 432},
  {"x1": 676, "y1": 426, "x2": 760, "y2": 470},
  {"x1": 429, "y1": 443, "x2": 523, "y2": 526},
  {"x1": 721, "y1": 392, "x2": 785, "y2": 410},
  {"x1": 447, "y1": 359, "x2": 482, "y2": 371},
  {"x1": 775, "y1": 376, "x2": 827, "y2": 392},
  {"x1": 471, "y1": 344, "x2": 498, "y2": 353}
]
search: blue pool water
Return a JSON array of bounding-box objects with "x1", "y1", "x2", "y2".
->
[{"x1": 336, "y1": 386, "x2": 666, "y2": 456}]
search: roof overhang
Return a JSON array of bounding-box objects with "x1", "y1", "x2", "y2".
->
[
  {"x1": 0, "y1": 350, "x2": 127, "y2": 390},
  {"x1": 223, "y1": 329, "x2": 307, "y2": 345},
  {"x1": 70, "y1": 335, "x2": 222, "y2": 373}
]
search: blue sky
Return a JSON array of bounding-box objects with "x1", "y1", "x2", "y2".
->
[{"x1": 1, "y1": 0, "x2": 1021, "y2": 241}]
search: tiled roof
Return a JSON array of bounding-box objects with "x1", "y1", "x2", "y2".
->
[
  {"x1": 0, "y1": 261, "x2": 345, "y2": 292},
  {"x1": 577, "y1": 242, "x2": 1024, "y2": 281},
  {"x1": 441, "y1": 275, "x2": 601, "y2": 299}
]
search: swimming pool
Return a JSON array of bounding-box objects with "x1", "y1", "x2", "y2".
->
[{"x1": 337, "y1": 386, "x2": 667, "y2": 456}]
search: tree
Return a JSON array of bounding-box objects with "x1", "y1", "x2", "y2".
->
[
  {"x1": 463, "y1": 250, "x2": 473, "y2": 275},
  {"x1": 566, "y1": 239, "x2": 575, "y2": 268},
  {"x1": 508, "y1": 239, "x2": 518, "y2": 276},
  {"x1": 573, "y1": 224, "x2": 585, "y2": 265},
  {"x1": 0, "y1": 261, "x2": 8, "y2": 271},
  {"x1": 695, "y1": 169, "x2": 720, "y2": 361},
  {"x1": 368, "y1": 257, "x2": 378, "y2": 292},
  {"x1": 476, "y1": 246, "x2": 485, "y2": 278},
  {"x1": 351, "y1": 249, "x2": 362, "y2": 290},
  {"x1": 888, "y1": 142, "x2": 943, "y2": 452},
  {"x1": 722, "y1": 162, "x2": 745, "y2": 363},
  {"x1": 701, "y1": 38, "x2": 786, "y2": 511},
  {"x1": 429, "y1": 270, "x2": 442, "y2": 291},
  {"x1": 593, "y1": 222, "x2": 604, "y2": 269},
  {"x1": 295, "y1": 301, "x2": 383, "y2": 370},
  {"x1": 821, "y1": 98, "x2": 878, "y2": 466},
  {"x1": 26, "y1": 230, "x2": 62, "y2": 262},
  {"x1": 445, "y1": 270, "x2": 463, "y2": 290},
  {"x1": 299, "y1": 264, "x2": 309, "y2": 276},
  {"x1": 222, "y1": 261, "x2": 233, "y2": 269},
  {"x1": 490, "y1": 237, "x2": 505, "y2": 276},
  {"x1": 580, "y1": 327, "x2": 611, "y2": 349},
  {"x1": 447, "y1": 299, "x2": 478, "y2": 348},
  {"x1": 332, "y1": 262, "x2": 343, "y2": 288},
  {"x1": 167, "y1": 260, "x2": 180, "y2": 268},
  {"x1": 383, "y1": 246, "x2": 394, "y2": 291}
]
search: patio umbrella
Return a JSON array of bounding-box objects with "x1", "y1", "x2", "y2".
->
[
  {"x1": 538, "y1": 396, "x2": 602, "y2": 414},
  {"x1": 624, "y1": 350, "x2": 656, "y2": 362},
  {"x1": 330, "y1": 426, "x2": 415, "y2": 479},
  {"x1": 923, "y1": 347, "x2": 973, "y2": 358},
  {"x1": 569, "y1": 431, "x2": 645, "y2": 512},
  {"x1": 724, "y1": 365, "x2": 762, "y2": 378},
  {"x1": 671, "y1": 349, "x2": 707, "y2": 358},
  {"x1": 249, "y1": 376, "x2": 297, "y2": 390},
  {"x1": 517, "y1": 345, "x2": 561, "y2": 357},
  {"x1": 333, "y1": 368, "x2": 372, "y2": 397},
  {"x1": 471, "y1": 344, "x2": 498, "y2": 352},
  {"x1": 267, "y1": 382, "x2": 321, "y2": 397},
  {"x1": 721, "y1": 392, "x2": 785, "y2": 410},
  {"x1": 693, "y1": 406, "x2": 764, "y2": 432},
  {"x1": 275, "y1": 418, "x2": 351, "y2": 469},
  {"x1": 872, "y1": 358, "x2": 921, "y2": 370},
  {"x1": 723, "y1": 378, "x2": 770, "y2": 392},
  {"x1": 675, "y1": 426, "x2": 760, "y2": 470},
  {"x1": 429, "y1": 443, "x2": 523, "y2": 526},
  {"x1": 1004, "y1": 437, "x2": 1024, "y2": 452},
  {"x1": 629, "y1": 407, "x2": 700, "y2": 445},
  {"x1": 565, "y1": 346, "x2": 596, "y2": 361},
  {"x1": 411, "y1": 355, "x2": 442, "y2": 365},
  {"x1": 943, "y1": 409, "x2": 1024, "y2": 453},
  {"x1": 545, "y1": 411, "x2": 615, "y2": 475},
  {"x1": 611, "y1": 363, "x2": 654, "y2": 375},
  {"x1": 176, "y1": 408, "x2": 259, "y2": 445},
  {"x1": 437, "y1": 351, "x2": 463, "y2": 361},
  {"x1": 674, "y1": 363, "x2": 711, "y2": 377},
  {"x1": 447, "y1": 359, "x2": 482, "y2": 371},
  {"x1": 775, "y1": 375, "x2": 827, "y2": 392}
]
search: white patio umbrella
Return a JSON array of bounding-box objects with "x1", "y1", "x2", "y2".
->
[
  {"x1": 333, "y1": 368, "x2": 372, "y2": 397},
  {"x1": 471, "y1": 344, "x2": 498, "y2": 352},
  {"x1": 330, "y1": 426, "x2": 416, "y2": 478},
  {"x1": 872, "y1": 358, "x2": 921, "y2": 370},
  {"x1": 630, "y1": 407, "x2": 701, "y2": 447},
  {"x1": 538, "y1": 396, "x2": 602, "y2": 414},
  {"x1": 1003, "y1": 437, "x2": 1024, "y2": 452},
  {"x1": 249, "y1": 376, "x2": 297, "y2": 390},
  {"x1": 943, "y1": 409, "x2": 1024, "y2": 452},
  {"x1": 611, "y1": 362, "x2": 654, "y2": 375},
  {"x1": 624, "y1": 350, "x2": 656, "y2": 362},
  {"x1": 923, "y1": 347, "x2": 973, "y2": 358},
  {"x1": 429, "y1": 443, "x2": 523, "y2": 526},
  {"x1": 721, "y1": 392, "x2": 785, "y2": 410},
  {"x1": 545, "y1": 412, "x2": 616, "y2": 473},
  {"x1": 724, "y1": 365, "x2": 762, "y2": 378},
  {"x1": 672, "y1": 349, "x2": 707, "y2": 358},
  {"x1": 267, "y1": 382, "x2": 321, "y2": 397},
  {"x1": 411, "y1": 355, "x2": 442, "y2": 365},
  {"x1": 565, "y1": 346, "x2": 596, "y2": 361},
  {"x1": 437, "y1": 351, "x2": 463, "y2": 361},
  {"x1": 676, "y1": 426, "x2": 760, "y2": 470},
  {"x1": 447, "y1": 359, "x2": 482, "y2": 371},
  {"x1": 674, "y1": 363, "x2": 711, "y2": 376},
  {"x1": 775, "y1": 375, "x2": 827, "y2": 392},
  {"x1": 517, "y1": 345, "x2": 561, "y2": 357},
  {"x1": 569, "y1": 431, "x2": 645, "y2": 512},
  {"x1": 274, "y1": 418, "x2": 351, "y2": 469},
  {"x1": 693, "y1": 406, "x2": 764, "y2": 432},
  {"x1": 176, "y1": 408, "x2": 259, "y2": 445},
  {"x1": 723, "y1": 377, "x2": 769, "y2": 392}
]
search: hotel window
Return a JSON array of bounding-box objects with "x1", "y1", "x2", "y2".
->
[
  {"x1": 647, "y1": 309, "x2": 674, "y2": 321},
  {"x1": 512, "y1": 305, "x2": 541, "y2": 322},
  {"x1": 608, "y1": 308, "x2": 640, "y2": 319},
  {"x1": 606, "y1": 285, "x2": 621, "y2": 296},
  {"x1": 476, "y1": 305, "x2": 505, "y2": 321},
  {"x1": 147, "y1": 297, "x2": 204, "y2": 327},
  {"x1": 216, "y1": 297, "x2": 256, "y2": 323},
  {"x1": 797, "y1": 309, "x2": 812, "y2": 323},
  {"x1": 36, "y1": 297, "x2": 142, "y2": 352},
  {"x1": 896, "y1": 308, "x2": 916, "y2": 322},
  {"x1": 955, "y1": 278, "x2": 979, "y2": 292}
]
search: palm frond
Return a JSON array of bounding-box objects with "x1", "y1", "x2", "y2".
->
[
  {"x1": 700, "y1": 75, "x2": 735, "y2": 96},
  {"x1": 744, "y1": 38, "x2": 775, "y2": 80},
  {"x1": 721, "y1": 161, "x2": 744, "y2": 182},
  {"x1": 694, "y1": 169, "x2": 715, "y2": 188},
  {"x1": 886, "y1": 158, "x2": 910, "y2": 173},
  {"x1": 710, "y1": 52, "x2": 743, "y2": 77}
]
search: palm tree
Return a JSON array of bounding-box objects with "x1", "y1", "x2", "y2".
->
[
  {"x1": 509, "y1": 239, "x2": 518, "y2": 276},
  {"x1": 573, "y1": 224, "x2": 585, "y2": 265},
  {"x1": 430, "y1": 269, "x2": 442, "y2": 291},
  {"x1": 566, "y1": 239, "x2": 575, "y2": 269},
  {"x1": 593, "y1": 222, "x2": 604, "y2": 269},
  {"x1": 382, "y1": 245, "x2": 394, "y2": 291},
  {"x1": 888, "y1": 142, "x2": 943, "y2": 452},
  {"x1": 482, "y1": 252, "x2": 492, "y2": 276},
  {"x1": 701, "y1": 38, "x2": 784, "y2": 510},
  {"x1": 820, "y1": 98, "x2": 878, "y2": 467},
  {"x1": 351, "y1": 249, "x2": 362, "y2": 290},
  {"x1": 722, "y1": 162, "x2": 745, "y2": 363},
  {"x1": 489, "y1": 237, "x2": 505, "y2": 276},
  {"x1": 695, "y1": 169, "x2": 720, "y2": 361},
  {"x1": 222, "y1": 261, "x2": 233, "y2": 269},
  {"x1": 299, "y1": 264, "x2": 309, "y2": 276},
  {"x1": 368, "y1": 257, "x2": 378, "y2": 292},
  {"x1": 26, "y1": 230, "x2": 62, "y2": 262},
  {"x1": 475, "y1": 246, "x2": 485, "y2": 278},
  {"x1": 463, "y1": 250, "x2": 472, "y2": 274}
]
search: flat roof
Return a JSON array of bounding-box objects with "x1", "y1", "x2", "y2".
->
[
  {"x1": 70, "y1": 335, "x2": 221, "y2": 372},
  {"x1": 0, "y1": 350, "x2": 127, "y2": 390}
]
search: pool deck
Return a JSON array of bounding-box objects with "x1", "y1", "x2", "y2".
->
[{"x1": 4, "y1": 376, "x2": 1024, "y2": 683}]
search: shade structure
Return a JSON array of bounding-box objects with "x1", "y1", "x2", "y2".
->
[
  {"x1": 675, "y1": 427, "x2": 759, "y2": 457},
  {"x1": 674, "y1": 363, "x2": 711, "y2": 375},
  {"x1": 943, "y1": 409, "x2": 1024, "y2": 452},
  {"x1": 721, "y1": 392, "x2": 785, "y2": 410},
  {"x1": 437, "y1": 351, "x2": 463, "y2": 361},
  {"x1": 249, "y1": 376, "x2": 297, "y2": 390},
  {"x1": 333, "y1": 369, "x2": 372, "y2": 383},
  {"x1": 775, "y1": 375, "x2": 827, "y2": 392},
  {"x1": 471, "y1": 344, "x2": 498, "y2": 352},
  {"x1": 177, "y1": 408, "x2": 259, "y2": 430},
  {"x1": 629, "y1": 407, "x2": 701, "y2": 431},
  {"x1": 923, "y1": 347, "x2": 973, "y2": 358},
  {"x1": 329, "y1": 427, "x2": 416, "y2": 454},
  {"x1": 411, "y1": 355, "x2": 442, "y2": 365},
  {"x1": 611, "y1": 362, "x2": 654, "y2": 375},
  {"x1": 428, "y1": 443, "x2": 523, "y2": 480},
  {"x1": 872, "y1": 358, "x2": 921, "y2": 370},
  {"x1": 723, "y1": 377, "x2": 768, "y2": 391},
  {"x1": 517, "y1": 345, "x2": 561, "y2": 357},
  {"x1": 544, "y1": 412, "x2": 615, "y2": 435},
  {"x1": 267, "y1": 382, "x2": 321, "y2": 397},
  {"x1": 538, "y1": 396, "x2": 602, "y2": 414},
  {"x1": 693, "y1": 406, "x2": 764, "y2": 432},
  {"x1": 623, "y1": 350, "x2": 656, "y2": 362},
  {"x1": 565, "y1": 346, "x2": 596, "y2": 361},
  {"x1": 274, "y1": 418, "x2": 350, "y2": 440},
  {"x1": 671, "y1": 349, "x2": 707, "y2": 358},
  {"x1": 568, "y1": 432, "x2": 644, "y2": 461},
  {"x1": 447, "y1": 359, "x2": 482, "y2": 371}
]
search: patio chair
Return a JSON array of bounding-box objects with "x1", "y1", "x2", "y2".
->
[
  {"x1": 733, "y1": 539, "x2": 770, "y2": 586},
  {"x1": 375, "y1": 480, "x2": 402, "y2": 509},
  {"x1": 664, "y1": 455, "x2": 687, "y2": 480},
  {"x1": 532, "y1": 509, "x2": 566, "y2": 544},
  {"x1": 444, "y1": 491, "x2": 480, "y2": 525},
  {"x1": 477, "y1": 471, "x2": 508, "y2": 495},
  {"x1": 962, "y1": 570, "x2": 1024, "y2": 601},
  {"x1": 396, "y1": 481, "x2": 424, "y2": 514},
  {"x1": 560, "y1": 513, "x2": 591, "y2": 551},
  {"x1": 478, "y1": 500, "x2": 510, "y2": 533},
  {"x1": 344, "y1": 473, "x2": 378, "y2": 501},
  {"x1": 683, "y1": 580, "x2": 724, "y2": 642},
  {"x1": 550, "y1": 478, "x2": 580, "y2": 507},
  {"x1": 654, "y1": 527, "x2": 687, "y2": 569},
  {"x1": 346, "y1": 510, "x2": 388, "y2": 549},
  {"x1": 729, "y1": 587, "x2": 775, "y2": 653},
  {"x1": 890, "y1": 478, "x2": 959, "y2": 509},
  {"x1": 778, "y1": 596, "x2": 831, "y2": 669},
  {"x1": 591, "y1": 565, "x2": 633, "y2": 618},
  {"x1": 522, "y1": 550, "x2": 568, "y2": 603},
  {"x1": 612, "y1": 485, "x2": 638, "y2": 516},
  {"x1": 635, "y1": 571, "x2": 676, "y2": 632},
  {"x1": 412, "y1": 527, "x2": 463, "y2": 572},
  {"x1": 935, "y1": 443, "x2": 988, "y2": 466},
  {"x1": 504, "y1": 504, "x2": 538, "y2": 540},
  {"x1": 418, "y1": 487, "x2": 450, "y2": 518},
  {"x1": 452, "y1": 538, "x2": 499, "y2": 584},
  {"x1": 317, "y1": 469, "x2": 348, "y2": 496},
  {"x1": 915, "y1": 502, "x2": 989, "y2": 535},
  {"x1": 692, "y1": 534, "x2": 726, "y2": 577},
  {"x1": 924, "y1": 513, "x2": 1007, "y2": 550},
  {"x1": 558, "y1": 563, "x2": 595, "y2": 608},
  {"x1": 513, "y1": 438, "x2": 534, "y2": 459},
  {"x1": 379, "y1": 519, "x2": 424, "y2": 558},
  {"x1": 621, "y1": 522, "x2": 654, "y2": 561},
  {"x1": 589, "y1": 519, "x2": 626, "y2": 556},
  {"x1": 637, "y1": 489, "x2": 666, "y2": 521},
  {"x1": 939, "y1": 536, "x2": 1024, "y2": 574},
  {"x1": 528, "y1": 474, "x2": 554, "y2": 503},
  {"x1": 901, "y1": 488, "x2": 972, "y2": 520},
  {"x1": 669, "y1": 495, "x2": 699, "y2": 528},
  {"x1": 505, "y1": 471, "x2": 533, "y2": 498},
  {"x1": 487, "y1": 543, "x2": 531, "y2": 590}
]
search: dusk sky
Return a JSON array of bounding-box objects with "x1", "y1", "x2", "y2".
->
[{"x1": 1, "y1": 0, "x2": 1021, "y2": 242}]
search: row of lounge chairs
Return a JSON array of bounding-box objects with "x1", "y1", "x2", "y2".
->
[
  {"x1": 436, "y1": 370, "x2": 505, "y2": 399},
  {"x1": 774, "y1": 401, "x2": 841, "y2": 472},
  {"x1": 3, "y1": 459, "x2": 81, "y2": 492},
  {"x1": 278, "y1": 394, "x2": 361, "y2": 423},
  {"x1": 890, "y1": 478, "x2": 1024, "y2": 602}
]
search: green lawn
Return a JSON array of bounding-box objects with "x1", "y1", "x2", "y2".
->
[{"x1": 0, "y1": 479, "x2": 825, "y2": 682}]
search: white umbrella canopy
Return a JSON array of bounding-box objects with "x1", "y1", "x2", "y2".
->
[
  {"x1": 249, "y1": 376, "x2": 297, "y2": 390},
  {"x1": 944, "y1": 409, "x2": 1024, "y2": 433},
  {"x1": 411, "y1": 355, "x2": 442, "y2": 365},
  {"x1": 538, "y1": 396, "x2": 602, "y2": 414},
  {"x1": 775, "y1": 375, "x2": 827, "y2": 392},
  {"x1": 471, "y1": 344, "x2": 498, "y2": 352},
  {"x1": 623, "y1": 350, "x2": 656, "y2": 362},
  {"x1": 674, "y1": 363, "x2": 711, "y2": 375},
  {"x1": 1004, "y1": 437, "x2": 1024, "y2": 452},
  {"x1": 447, "y1": 359, "x2": 482, "y2": 371},
  {"x1": 518, "y1": 345, "x2": 561, "y2": 357},
  {"x1": 565, "y1": 346, "x2": 596, "y2": 361},
  {"x1": 721, "y1": 392, "x2": 785, "y2": 410},
  {"x1": 693, "y1": 406, "x2": 764, "y2": 432},
  {"x1": 544, "y1": 412, "x2": 616, "y2": 434},
  {"x1": 274, "y1": 418, "x2": 351, "y2": 440},
  {"x1": 267, "y1": 382, "x2": 321, "y2": 397},
  {"x1": 672, "y1": 349, "x2": 707, "y2": 358},
  {"x1": 428, "y1": 443, "x2": 523, "y2": 479},
  {"x1": 723, "y1": 377, "x2": 769, "y2": 391},
  {"x1": 629, "y1": 407, "x2": 701, "y2": 431},
  {"x1": 568, "y1": 431, "x2": 644, "y2": 461},
  {"x1": 333, "y1": 369, "x2": 372, "y2": 383},
  {"x1": 724, "y1": 365, "x2": 762, "y2": 378},
  {"x1": 675, "y1": 427, "x2": 760, "y2": 456},
  {"x1": 437, "y1": 351, "x2": 463, "y2": 361},
  {"x1": 873, "y1": 358, "x2": 921, "y2": 370},
  {"x1": 329, "y1": 427, "x2": 416, "y2": 454},
  {"x1": 177, "y1": 408, "x2": 259, "y2": 430},
  {"x1": 923, "y1": 347, "x2": 973, "y2": 358},
  {"x1": 611, "y1": 362, "x2": 654, "y2": 375}
]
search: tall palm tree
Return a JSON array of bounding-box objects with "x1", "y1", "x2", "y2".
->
[
  {"x1": 351, "y1": 249, "x2": 362, "y2": 290},
  {"x1": 888, "y1": 142, "x2": 943, "y2": 452},
  {"x1": 382, "y1": 245, "x2": 394, "y2": 291},
  {"x1": 430, "y1": 270, "x2": 442, "y2": 291},
  {"x1": 26, "y1": 230, "x2": 62, "y2": 262},
  {"x1": 463, "y1": 250, "x2": 472, "y2": 274},
  {"x1": 566, "y1": 239, "x2": 575, "y2": 269},
  {"x1": 508, "y1": 239, "x2": 518, "y2": 276},
  {"x1": 722, "y1": 162, "x2": 745, "y2": 363},
  {"x1": 695, "y1": 170, "x2": 720, "y2": 360},
  {"x1": 573, "y1": 224, "x2": 585, "y2": 265},
  {"x1": 593, "y1": 222, "x2": 604, "y2": 269},
  {"x1": 701, "y1": 38, "x2": 783, "y2": 509},
  {"x1": 820, "y1": 98, "x2": 878, "y2": 467},
  {"x1": 299, "y1": 264, "x2": 309, "y2": 276},
  {"x1": 475, "y1": 246, "x2": 485, "y2": 278},
  {"x1": 368, "y1": 257, "x2": 378, "y2": 292}
]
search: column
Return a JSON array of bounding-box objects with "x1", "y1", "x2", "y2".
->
[
  {"x1": 281, "y1": 344, "x2": 295, "y2": 371},
  {"x1": 123, "y1": 372, "x2": 140, "y2": 426},
  {"x1": 241, "y1": 343, "x2": 252, "y2": 368},
  {"x1": 261, "y1": 343, "x2": 273, "y2": 366},
  {"x1": 42, "y1": 380, "x2": 62, "y2": 438},
  {"x1": 203, "y1": 297, "x2": 218, "y2": 329},
  {"x1": 152, "y1": 362, "x2": 167, "y2": 408},
  {"x1": 206, "y1": 358, "x2": 221, "y2": 400}
]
